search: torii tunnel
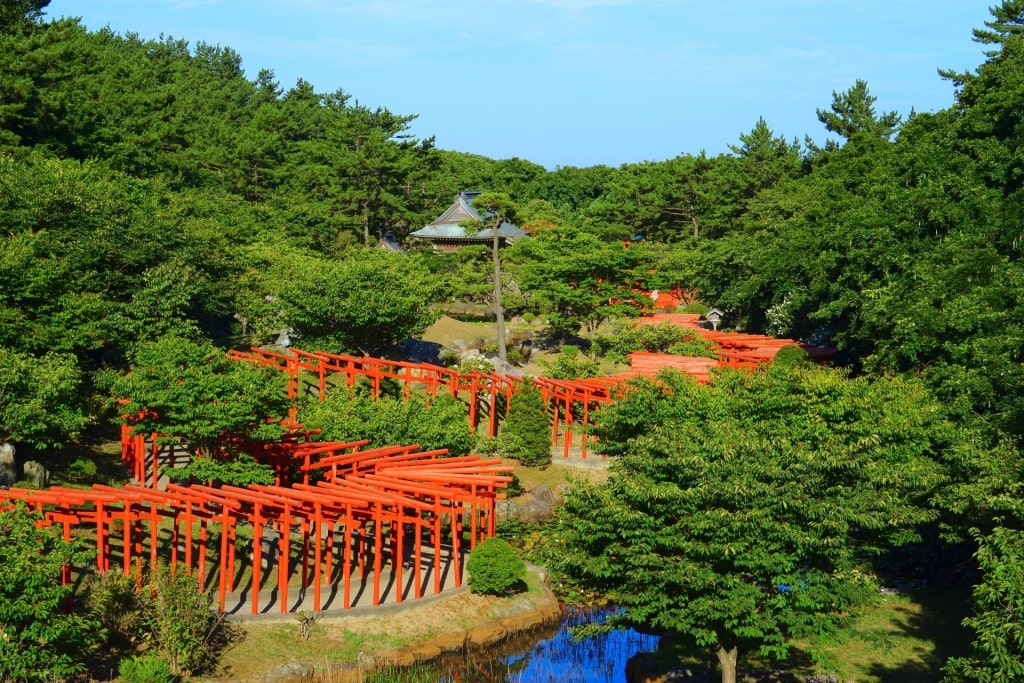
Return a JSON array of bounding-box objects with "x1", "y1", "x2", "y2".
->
[
  {"x1": 1, "y1": 443, "x2": 512, "y2": 615},
  {"x1": 0, "y1": 314, "x2": 832, "y2": 616},
  {"x1": 219, "y1": 316, "x2": 831, "y2": 461}
]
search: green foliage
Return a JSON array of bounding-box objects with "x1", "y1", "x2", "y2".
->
[
  {"x1": 560, "y1": 364, "x2": 962, "y2": 681},
  {"x1": 512, "y1": 226, "x2": 652, "y2": 337},
  {"x1": 98, "y1": 335, "x2": 291, "y2": 458},
  {"x1": 944, "y1": 520, "x2": 1024, "y2": 682},
  {"x1": 142, "y1": 565, "x2": 222, "y2": 677},
  {"x1": 538, "y1": 346, "x2": 601, "y2": 380},
  {"x1": 118, "y1": 654, "x2": 178, "y2": 683},
  {"x1": 678, "y1": 301, "x2": 710, "y2": 315},
  {"x1": 772, "y1": 344, "x2": 813, "y2": 367},
  {"x1": 276, "y1": 248, "x2": 444, "y2": 355},
  {"x1": 504, "y1": 471, "x2": 524, "y2": 497},
  {"x1": 169, "y1": 452, "x2": 275, "y2": 487},
  {"x1": 68, "y1": 456, "x2": 98, "y2": 480},
  {"x1": 85, "y1": 566, "x2": 228, "y2": 679},
  {"x1": 0, "y1": 501, "x2": 102, "y2": 683},
  {"x1": 0, "y1": 345, "x2": 89, "y2": 449},
  {"x1": 593, "y1": 319, "x2": 718, "y2": 363},
  {"x1": 497, "y1": 382, "x2": 551, "y2": 467},
  {"x1": 85, "y1": 570, "x2": 145, "y2": 649},
  {"x1": 816, "y1": 79, "x2": 902, "y2": 142},
  {"x1": 466, "y1": 537, "x2": 526, "y2": 595},
  {"x1": 297, "y1": 388, "x2": 474, "y2": 456}
]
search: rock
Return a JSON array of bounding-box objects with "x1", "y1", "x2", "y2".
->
[
  {"x1": 499, "y1": 485, "x2": 557, "y2": 523},
  {"x1": 259, "y1": 661, "x2": 314, "y2": 682},
  {"x1": 410, "y1": 643, "x2": 443, "y2": 661},
  {"x1": 22, "y1": 460, "x2": 49, "y2": 489},
  {"x1": 429, "y1": 628, "x2": 469, "y2": 651},
  {"x1": 467, "y1": 621, "x2": 507, "y2": 647},
  {"x1": 0, "y1": 442, "x2": 14, "y2": 487}
]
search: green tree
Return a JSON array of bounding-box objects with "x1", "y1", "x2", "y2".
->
[
  {"x1": 513, "y1": 225, "x2": 650, "y2": 337},
  {"x1": 497, "y1": 382, "x2": 551, "y2": 467},
  {"x1": 558, "y1": 365, "x2": 959, "y2": 683},
  {"x1": 816, "y1": 79, "x2": 901, "y2": 144},
  {"x1": 0, "y1": 345, "x2": 88, "y2": 451},
  {"x1": 0, "y1": 501, "x2": 102, "y2": 683},
  {"x1": 0, "y1": 0, "x2": 48, "y2": 33},
  {"x1": 945, "y1": 519, "x2": 1024, "y2": 682},
  {"x1": 98, "y1": 335, "x2": 291, "y2": 459},
  {"x1": 276, "y1": 247, "x2": 444, "y2": 355}
]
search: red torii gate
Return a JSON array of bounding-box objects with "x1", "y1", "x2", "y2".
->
[
  {"x1": 123, "y1": 319, "x2": 834, "y2": 479},
  {"x1": 2, "y1": 443, "x2": 512, "y2": 616}
]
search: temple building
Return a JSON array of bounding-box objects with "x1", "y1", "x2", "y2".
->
[{"x1": 409, "y1": 190, "x2": 528, "y2": 252}]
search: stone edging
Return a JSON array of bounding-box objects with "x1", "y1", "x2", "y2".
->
[{"x1": 248, "y1": 565, "x2": 564, "y2": 683}]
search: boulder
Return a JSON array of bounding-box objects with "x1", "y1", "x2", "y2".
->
[
  {"x1": 259, "y1": 661, "x2": 314, "y2": 682},
  {"x1": 0, "y1": 442, "x2": 14, "y2": 487},
  {"x1": 23, "y1": 460, "x2": 49, "y2": 489},
  {"x1": 498, "y1": 485, "x2": 558, "y2": 523}
]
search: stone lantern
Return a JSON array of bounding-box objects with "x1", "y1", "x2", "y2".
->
[{"x1": 706, "y1": 308, "x2": 724, "y2": 331}]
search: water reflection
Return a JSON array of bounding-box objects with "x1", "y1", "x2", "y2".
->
[{"x1": 433, "y1": 607, "x2": 660, "y2": 683}]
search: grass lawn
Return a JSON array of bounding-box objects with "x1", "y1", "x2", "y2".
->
[{"x1": 658, "y1": 585, "x2": 974, "y2": 682}]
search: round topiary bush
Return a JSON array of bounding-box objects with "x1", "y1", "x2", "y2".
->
[
  {"x1": 773, "y1": 344, "x2": 813, "y2": 367},
  {"x1": 466, "y1": 537, "x2": 526, "y2": 595}
]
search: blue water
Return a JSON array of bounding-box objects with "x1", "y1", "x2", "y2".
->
[{"x1": 434, "y1": 608, "x2": 661, "y2": 682}]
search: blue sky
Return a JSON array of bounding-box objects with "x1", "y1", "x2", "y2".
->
[{"x1": 48, "y1": 0, "x2": 993, "y2": 169}]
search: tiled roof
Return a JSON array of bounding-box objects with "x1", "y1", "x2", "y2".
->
[{"x1": 410, "y1": 191, "x2": 528, "y2": 242}]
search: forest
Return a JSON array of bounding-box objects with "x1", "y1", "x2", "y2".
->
[{"x1": 1, "y1": 0, "x2": 1024, "y2": 681}]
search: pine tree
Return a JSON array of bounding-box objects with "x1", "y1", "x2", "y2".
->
[{"x1": 497, "y1": 382, "x2": 551, "y2": 467}]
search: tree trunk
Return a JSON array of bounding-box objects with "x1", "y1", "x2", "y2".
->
[
  {"x1": 716, "y1": 643, "x2": 738, "y2": 683},
  {"x1": 492, "y1": 229, "x2": 507, "y2": 362}
]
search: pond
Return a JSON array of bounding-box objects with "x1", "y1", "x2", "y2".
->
[{"x1": 418, "y1": 607, "x2": 662, "y2": 683}]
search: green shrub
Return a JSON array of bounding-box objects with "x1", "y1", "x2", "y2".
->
[
  {"x1": 593, "y1": 319, "x2": 717, "y2": 363},
  {"x1": 773, "y1": 344, "x2": 813, "y2": 367},
  {"x1": 475, "y1": 434, "x2": 499, "y2": 455},
  {"x1": 85, "y1": 570, "x2": 145, "y2": 648},
  {"x1": 538, "y1": 351, "x2": 600, "y2": 380},
  {"x1": 498, "y1": 383, "x2": 551, "y2": 467},
  {"x1": 143, "y1": 565, "x2": 222, "y2": 677},
  {"x1": 68, "y1": 457, "x2": 98, "y2": 481},
  {"x1": 678, "y1": 301, "x2": 710, "y2": 316},
  {"x1": 503, "y1": 471, "x2": 523, "y2": 498},
  {"x1": 297, "y1": 388, "x2": 475, "y2": 456},
  {"x1": 118, "y1": 654, "x2": 178, "y2": 683},
  {"x1": 466, "y1": 537, "x2": 526, "y2": 595}
]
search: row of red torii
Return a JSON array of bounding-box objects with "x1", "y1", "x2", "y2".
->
[
  {"x1": 4, "y1": 442, "x2": 513, "y2": 615},
  {"x1": 1, "y1": 313, "x2": 830, "y2": 616}
]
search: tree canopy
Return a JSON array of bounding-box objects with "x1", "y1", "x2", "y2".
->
[{"x1": 558, "y1": 365, "x2": 965, "y2": 683}]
